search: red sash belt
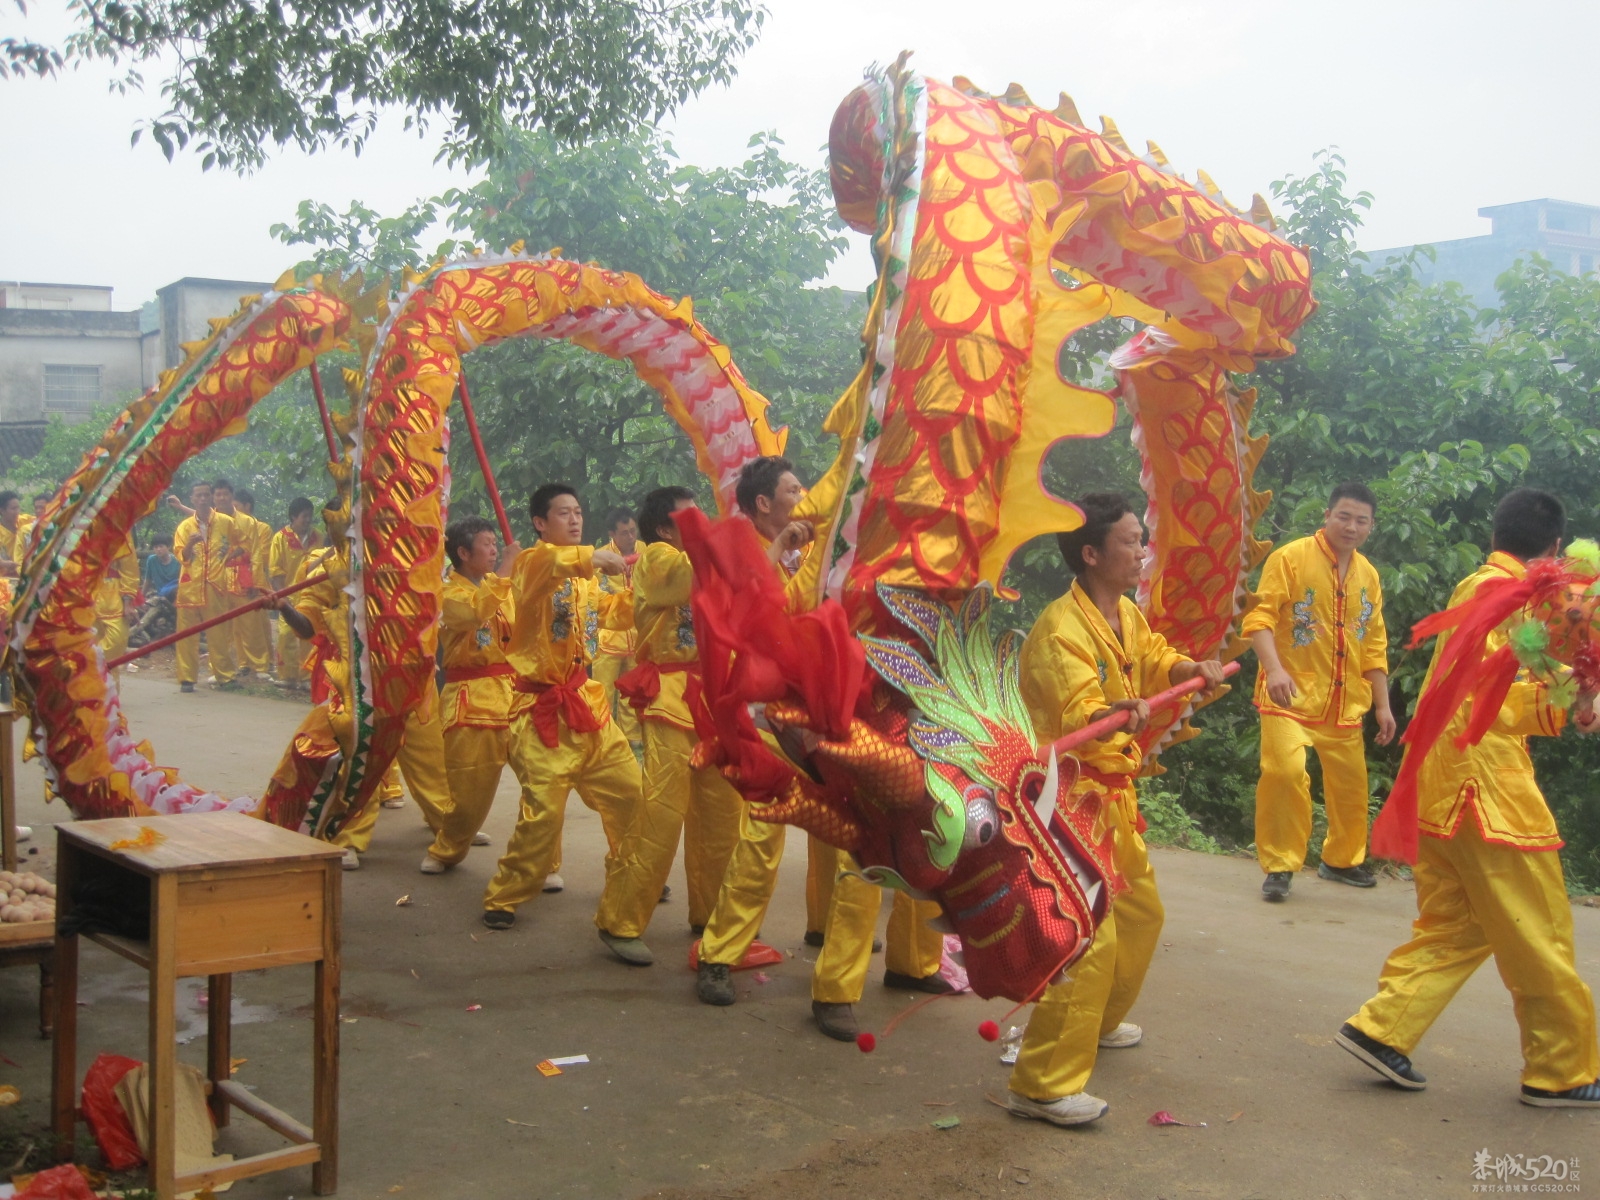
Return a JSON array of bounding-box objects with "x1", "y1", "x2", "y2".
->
[
  {"x1": 514, "y1": 664, "x2": 601, "y2": 747},
  {"x1": 445, "y1": 663, "x2": 515, "y2": 684},
  {"x1": 616, "y1": 660, "x2": 703, "y2": 716}
]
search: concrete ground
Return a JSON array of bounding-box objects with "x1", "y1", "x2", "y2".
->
[{"x1": 0, "y1": 668, "x2": 1596, "y2": 1200}]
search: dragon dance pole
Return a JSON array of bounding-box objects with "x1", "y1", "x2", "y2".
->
[
  {"x1": 105, "y1": 573, "x2": 329, "y2": 670},
  {"x1": 456, "y1": 364, "x2": 516, "y2": 548},
  {"x1": 1045, "y1": 660, "x2": 1241, "y2": 758},
  {"x1": 308, "y1": 361, "x2": 342, "y2": 461}
]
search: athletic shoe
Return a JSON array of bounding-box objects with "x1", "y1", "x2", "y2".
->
[
  {"x1": 419, "y1": 856, "x2": 449, "y2": 875},
  {"x1": 1007, "y1": 1090, "x2": 1108, "y2": 1126},
  {"x1": 1336, "y1": 1022, "x2": 1426, "y2": 1089},
  {"x1": 696, "y1": 962, "x2": 735, "y2": 1006},
  {"x1": 1520, "y1": 1080, "x2": 1600, "y2": 1108},
  {"x1": 1262, "y1": 871, "x2": 1292, "y2": 902},
  {"x1": 471, "y1": 831, "x2": 492, "y2": 846},
  {"x1": 599, "y1": 929, "x2": 654, "y2": 966},
  {"x1": 542, "y1": 873, "x2": 565, "y2": 893},
  {"x1": 659, "y1": 884, "x2": 672, "y2": 903},
  {"x1": 812, "y1": 1001, "x2": 859, "y2": 1042},
  {"x1": 1098, "y1": 1022, "x2": 1143, "y2": 1049},
  {"x1": 209, "y1": 679, "x2": 241, "y2": 692},
  {"x1": 690, "y1": 923, "x2": 705, "y2": 937},
  {"x1": 380, "y1": 798, "x2": 406, "y2": 809},
  {"x1": 803, "y1": 930, "x2": 825, "y2": 948},
  {"x1": 1319, "y1": 862, "x2": 1377, "y2": 888},
  {"x1": 340, "y1": 849, "x2": 360, "y2": 871},
  {"x1": 483, "y1": 909, "x2": 515, "y2": 930},
  {"x1": 884, "y1": 969, "x2": 955, "y2": 994},
  {"x1": 14, "y1": 826, "x2": 30, "y2": 844},
  {"x1": 180, "y1": 682, "x2": 195, "y2": 694}
]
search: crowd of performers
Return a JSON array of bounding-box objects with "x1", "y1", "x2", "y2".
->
[{"x1": 65, "y1": 463, "x2": 1600, "y2": 1124}]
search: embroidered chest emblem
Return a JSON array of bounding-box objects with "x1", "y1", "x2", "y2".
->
[
  {"x1": 1355, "y1": 587, "x2": 1374, "y2": 641},
  {"x1": 1096, "y1": 658, "x2": 1109, "y2": 686},
  {"x1": 1292, "y1": 588, "x2": 1318, "y2": 647},
  {"x1": 676, "y1": 605, "x2": 696, "y2": 651},
  {"x1": 475, "y1": 626, "x2": 493, "y2": 650},
  {"x1": 551, "y1": 579, "x2": 575, "y2": 643}
]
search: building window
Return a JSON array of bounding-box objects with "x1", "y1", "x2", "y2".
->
[{"x1": 42, "y1": 364, "x2": 102, "y2": 411}]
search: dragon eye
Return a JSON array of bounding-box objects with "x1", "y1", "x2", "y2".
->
[{"x1": 962, "y1": 784, "x2": 998, "y2": 849}]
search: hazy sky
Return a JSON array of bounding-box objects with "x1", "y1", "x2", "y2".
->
[{"x1": 4, "y1": 0, "x2": 1597, "y2": 309}]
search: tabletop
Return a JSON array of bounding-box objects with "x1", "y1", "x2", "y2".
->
[{"x1": 58, "y1": 811, "x2": 345, "y2": 874}]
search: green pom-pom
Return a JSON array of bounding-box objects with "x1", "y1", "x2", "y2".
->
[
  {"x1": 1569, "y1": 538, "x2": 1600, "y2": 573},
  {"x1": 1510, "y1": 619, "x2": 1550, "y2": 659},
  {"x1": 1549, "y1": 675, "x2": 1579, "y2": 710}
]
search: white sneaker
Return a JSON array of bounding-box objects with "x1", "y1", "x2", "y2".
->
[
  {"x1": 419, "y1": 856, "x2": 449, "y2": 875},
  {"x1": 14, "y1": 826, "x2": 31, "y2": 843},
  {"x1": 1098, "y1": 1022, "x2": 1143, "y2": 1049},
  {"x1": 542, "y1": 873, "x2": 565, "y2": 893},
  {"x1": 472, "y1": 831, "x2": 492, "y2": 846},
  {"x1": 340, "y1": 849, "x2": 360, "y2": 870},
  {"x1": 1007, "y1": 1090, "x2": 1108, "y2": 1126},
  {"x1": 380, "y1": 798, "x2": 406, "y2": 809}
]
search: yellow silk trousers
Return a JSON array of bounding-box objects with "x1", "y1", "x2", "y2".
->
[
  {"x1": 699, "y1": 807, "x2": 838, "y2": 965},
  {"x1": 482, "y1": 714, "x2": 642, "y2": 932},
  {"x1": 610, "y1": 721, "x2": 743, "y2": 938},
  {"x1": 592, "y1": 653, "x2": 641, "y2": 745},
  {"x1": 811, "y1": 867, "x2": 945, "y2": 1004},
  {"x1": 175, "y1": 593, "x2": 235, "y2": 685},
  {"x1": 1011, "y1": 800, "x2": 1164, "y2": 1101},
  {"x1": 427, "y1": 724, "x2": 510, "y2": 866},
  {"x1": 95, "y1": 615, "x2": 128, "y2": 667},
  {"x1": 277, "y1": 618, "x2": 310, "y2": 683},
  {"x1": 1256, "y1": 713, "x2": 1371, "y2": 872},
  {"x1": 231, "y1": 605, "x2": 271, "y2": 674},
  {"x1": 334, "y1": 708, "x2": 456, "y2": 852},
  {"x1": 1349, "y1": 822, "x2": 1599, "y2": 1092},
  {"x1": 806, "y1": 839, "x2": 840, "y2": 936}
]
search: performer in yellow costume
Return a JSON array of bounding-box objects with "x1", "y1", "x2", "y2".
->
[
  {"x1": 1242, "y1": 482, "x2": 1395, "y2": 901},
  {"x1": 605, "y1": 488, "x2": 744, "y2": 941},
  {"x1": 94, "y1": 540, "x2": 139, "y2": 668},
  {"x1": 694, "y1": 456, "x2": 840, "y2": 1006},
  {"x1": 276, "y1": 537, "x2": 458, "y2": 869},
  {"x1": 1338, "y1": 488, "x2": 1600, "y2": 1108},
  {"x1": 594, "y1": 507, "x2": 642, "y2": 749},
  {"x1": 268, "y1": 497, "x2": 322, "y2": 688},
  {"x1": 172, "y1": 480, "x2": 242, "y2": 692},
  {"x1": 480, "y1": 483, "x2": 650, "y2": 967},
  {"x1": 1008, "y1": 494, "x2": 1224, "y2": 1127},
  {"x1": 0, "y1": 490, "x2": 35, "y2": 575},
  {"x1": 213, "y1": 481, "x2": 272, "y2": 677},
  {"x1": 420, "y1": 516, "x2": 518, "y2": 873}
]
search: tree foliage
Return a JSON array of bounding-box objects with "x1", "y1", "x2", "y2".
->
[{"x1": 6, "y1": 0, "x2": 764, "y2": 169}]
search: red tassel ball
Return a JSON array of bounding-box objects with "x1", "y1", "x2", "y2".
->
[
  {"x1": 856, "y1": 1032, "x2": 877, "y2": 1053},
  {"x1": 978, "y1": 1020, "x2": 1001, "y2": 1042}
]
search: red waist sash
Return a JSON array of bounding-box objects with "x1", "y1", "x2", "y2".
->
[{"x1": 514, "y1": 665, "x2": 601, "y2": 747}]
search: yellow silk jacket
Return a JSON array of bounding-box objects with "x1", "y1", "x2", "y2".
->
[
  {"x1": 174, "y1": 513, "x2": 241, "y2": 608},
  {"x1": 1241, "y1": 531, "x2": 1389, "y2": 728},
  {"x1": 440, "y1": 571, "x2": 515, "y2": 730},
  {"x1": 506, "y1": 542, "x2": 623, "y2": 723},
  {"x1": 1021, "y1": 582, "x2": 1188, "y2": 792},
  {"x1": 224, "y1": 511, "x2": 271, "y2": 594},
  {"x1": 596, "y1": 539, "x2": 637, "y2": 660},
  {"x1": 268, "y1": 525, "x2": 322, "y2": 589},
  {"x1": 0, "y1": 514, "x2": 35, "y2": 564},
  {"x1": 1413, "y1": 551, "x2": 1566, "y2": 851},
  {"x1": 94, "y1": 547, "x2": 139, "y2": 621},
  {"x1": 630, "y1": 540, "x2": 700, "y2": 729}
]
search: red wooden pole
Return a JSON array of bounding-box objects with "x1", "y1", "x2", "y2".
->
[
  {"x1": 106, "y1": 572, "x2": 330, "y2": 670},
  {"x1": 1045, "y1": 660, "x2": 1240, "y2": 757},
  {"x1": 309, "y1": 361, "x2": 341, "y2": 461},
  {"x1": 456, "y1": 364, "x2": 516, "y2": 548}
]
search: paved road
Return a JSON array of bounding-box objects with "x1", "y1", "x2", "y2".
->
[{"x1": 0, "y1": 672, "x2": 1594, "y2": 1199}]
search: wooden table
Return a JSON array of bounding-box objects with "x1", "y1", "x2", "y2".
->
[
  {"x1": 0, "y1": 701, "x2": 53, "y2": 1037},
  {"x1": 51, "y1": 812, "x2": 343, "y2": 1198}
]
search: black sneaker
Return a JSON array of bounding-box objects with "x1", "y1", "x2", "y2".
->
[
  {"x1": 884, "y1": 969, "x2": 955, "y2": 995},
  {"x1": 659, "y1": 884, "x2": 672, "y2": 904},
  {"x1": 803, "y1": 930, "x2": 825, "y2": 948},
  {"x1": 1319, "y1": 862, "x2": 1377, "y2": 888},
  {"x1": 690, "y1": 923, "x2": 706, "y2": 937},
  {"x1": 1520, "y1": 1080, "x2": 1600, "y2": 1108},
  {"x1": 1262, "y1": 871, "x2": 1292, "y2": 902},
  {"x1": 696, "y1": 962, "x2": 735, "y2": 1007},
  {"x1": 179, "y1": 682, "x2": 195, "y2": 694},
  {"x1": 812, "y1": 1001, "x2": 859, "y2": 1042},
  {"x1": 1336, "y1": 1023, "x2": 1426, "y2": 1089},
  {"x1": 482, "y1": 909, "x2": 515, "y2": 930}
]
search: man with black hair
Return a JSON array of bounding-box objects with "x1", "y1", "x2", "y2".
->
[
  {"x1": 419, "y1": 516, "x2": 518, "y2": 874},
  {"x1": 594, "y1": 506, "x2": 642, "y2": 751},
  {"x1": 1244, "y1": 481, "x2": 1395, "y2": 902},
  {"x1": 31, "y1": 494, "x2": 48, "y2": 521},
  {"x1": 480, "y1": 483, "x2": 650, "y2": 966},
  {"x1": 1007, "y1": 492, "x2": 1225, "y2": 1127},
  {"x1": 603, "y1": 487, "x2": 744, "y2": 942},
  {"x1": 0, "y1": 490, "x2": 33, "y2": 576},
  {"x1": 172, "y1": 480, "x2": 243, "y2": 692},
  {"x1": 269, "y1": 497, "x2": 323, "y2": 689},
  {"x1": 1337, "y1": 487, "x2": 1600, "y2": 1109}
]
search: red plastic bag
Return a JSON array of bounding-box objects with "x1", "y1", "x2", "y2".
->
[
  {"x1": 14, "y1": 1164, "x2": 98, "y2": 1199},
  {"x1": 80, "y1": 1052, "x2": 144, "y2": 1169}
]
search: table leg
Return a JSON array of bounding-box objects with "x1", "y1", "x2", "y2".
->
[
  {"x1": 50, "y1": 841, "x2": 80, "y2": 1162},
  {"x1": 39, "y1": 960, "x2": 54, "y2": 1039},
  {"x1": 148, "y1": 874, "x2": 178, "y2": 1200},
  {"x1": 311, "y1": 863, "x2": 340, "y2": 1195},
  {"x1": 207, "y1": 974, "x2": 232, "y2": 1127}
]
